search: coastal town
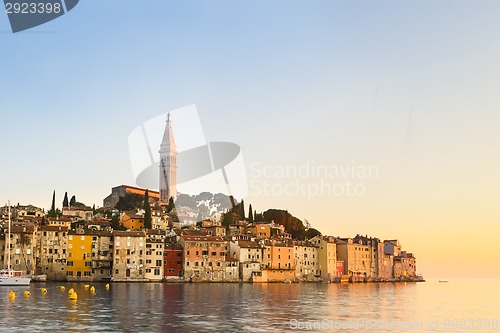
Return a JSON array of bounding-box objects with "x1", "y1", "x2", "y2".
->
[
  {"x1": 0, "y1": 191, "x2": 420, "y2": 284},
  {"x1": 1, "y1": 115, "x2": 421, "y2": 284}
]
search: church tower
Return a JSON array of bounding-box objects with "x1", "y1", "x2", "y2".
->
[{"x1": 159, "y1": 113, "x2": 177, "y2": 204}]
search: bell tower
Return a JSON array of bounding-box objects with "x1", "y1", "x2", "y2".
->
[{"x1": 159, "y1": 113, "x2": 177, "y2": 203}]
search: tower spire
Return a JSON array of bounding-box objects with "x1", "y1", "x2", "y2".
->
[{"x1": 159, "y1": 113, "x2": 177, "y2": 204}]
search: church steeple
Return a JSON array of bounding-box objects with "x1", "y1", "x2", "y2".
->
[{"x1": 159, "y1": 113, "x2": 177, "y2": 203}]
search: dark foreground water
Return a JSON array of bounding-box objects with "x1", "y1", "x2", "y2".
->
[{"x1": 1, "y1": 279, "x2": 499, "y2": 332}]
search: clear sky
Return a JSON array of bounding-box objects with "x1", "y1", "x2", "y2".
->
[{"x1": 1, "y1": 0, "x2": 499, "y2": 279}]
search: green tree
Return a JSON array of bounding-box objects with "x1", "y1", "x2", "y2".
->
[
  {"x1": 63, "y1": 192, "x2": 69, "y2": 208},
  {"x1": 167, "y1": 197, "x2": 175, "y2": 213},
  {"x1": 47, "y1": 191, "x2": 57, "y2": 217},
  {"x1": 248, "y1": 204, "x2": 254, "y2": 223},
  {"x1": 115, "y1": 194, "x2": 143, "y2": 212},
  {"x1": 70, "y1": 195, "x2": 76, "y2": 207},
  {"x1": 262, "y1": 209, "x2": 306, "y2": 240},
  {"x1": 240, "y1": 199, "x2": 245, "y2": 220},
  {"x1": 143, "y1": 189, "x2": 152, "y2": 229}
]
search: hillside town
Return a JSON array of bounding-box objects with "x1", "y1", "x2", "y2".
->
[{"x1": 0, "y1": 191, "x2": 421, "y2": 283}]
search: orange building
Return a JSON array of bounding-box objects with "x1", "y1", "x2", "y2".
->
[
  {"x1": 245, "y1": 223, "x2": 271, "y2": 239},
  {"x1": 120, "y1": 211, "x2": 144, "y2": 230},
  {"x1": 180, "y1": 235, "x2": 226, "y2": 282},
  {"x1": 257, "y1": 240, "x2": 296, "y2": 282}
]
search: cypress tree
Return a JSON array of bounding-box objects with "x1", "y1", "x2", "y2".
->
[
  {"x1": 70, "y1": 195, "x2": 76, "y2": 207},
  {"x1": 51, "y1": 190, "x2": 56, "y2": 212},
  {"x1": 63, "y1": 192, "x2": 69, "y2": 207},
  {"x1": 240, "y1": 199, "x2": 245, "y2": 220},
  {"x1": 143, "y1": 189, "x2": 152, "y2": 229},
  {"x1": 248, "y1": 204, "x2": 254, "y2": 223}
]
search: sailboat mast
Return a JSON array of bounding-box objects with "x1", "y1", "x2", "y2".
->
[{"x1": 7, "y1": 201, "x2": 11, "y2": 274}]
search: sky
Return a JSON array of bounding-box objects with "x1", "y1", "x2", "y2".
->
[{"x1": 1, "y1": 0, "x2": 500, "y2": 279}]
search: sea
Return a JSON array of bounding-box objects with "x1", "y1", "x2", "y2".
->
[{"x1": 0, "y1": 279, "x2": 499, "y2": 333}]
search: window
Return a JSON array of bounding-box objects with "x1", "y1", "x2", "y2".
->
[
  {"x1": 187, "y1": 251, "x2": 190, "y2": 256},
  {"x1": 156, "y1": 260, "x2": 162, "y2": 266},
  {"x1": 67, "y1": 261, "x2": 73, "y2": 266},
  {"x1": 66, "y1": 271, "x2": 73, "y2": 276},
  {"x1": 68, "y1": 244, "x2": 72, "y2": 249},
  {"x1": 85, "y1": 262, "x2": 92, "y2": 267},
  {"x1": 69, "y1": 235, "x2": 73, "y2": 240},
  {"x1": 146, "y1": 268, "x2": 151, "y2": 273},
  {"x1": 154, "y1": 268, "x2": 160, "y2": 276},
  {"x1": 146, "y1": 259, "x2": 152, "y2": 264},
  {"x1": 84, "y1": 271, "x2": 91, "y2": 277},
  {"x1": 81, "y1": 236, "x2": 85, "y2": 241}
]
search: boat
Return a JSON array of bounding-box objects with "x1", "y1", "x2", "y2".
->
[{"x1": 0, "y1": 201, "x2": 31, "y2": 286}]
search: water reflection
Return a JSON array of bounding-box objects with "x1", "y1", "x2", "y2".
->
[{"x1": 0, "y1": 280, "x2": 498, "y2": 332}]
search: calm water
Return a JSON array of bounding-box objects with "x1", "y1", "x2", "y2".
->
[{"x1": 1, "y1": 279, "x2": 499, "y2": 332}]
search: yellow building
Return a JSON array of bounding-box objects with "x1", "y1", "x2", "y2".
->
[
  {"x1": 66, "y1": 230, "x2": 93, "y2": 281},
  {"x1": 120, "y1": 211, "x2": 144, "y2": 231}
]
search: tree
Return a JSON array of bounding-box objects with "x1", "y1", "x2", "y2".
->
[
  {"x1": 262, "y1": 209, "x2": 306, "y2": 240},
  {"x1": 51, "y1": 191, "x2": 56, "y2": 211},
  {"x1": 143, "y1": 189, "x2": 152, "y2": 229},
  {"x1": 110, "y1": 214, "x2": 126, "y2": 230},
  {"x1": 115, "y1": 193, "x2": 143, "y2": 212},
  {"x1": 222, "y1": 212, "x2": 235, "y2": 227},
  {"x1": 70, "y1": 195, "x2": 76, "y2": 207},
  {"x1": 63, "y1": 192, "x2": 69, "y2": 208},
  {"x1": 47, "y1": 191, "x2": 57, "y2": 217},
  {"x1": 92, "y1": 204, "x2": 96, "y2": 213},
  {"x1": 240, "y1": 199, "x2": 245, "y2": 220},
  {"x1": 248, "y1": 204, "x2": 254, "y2": 223},
  {"x1": 167, "y1": 197, "x2": 175, "y2": 213}
]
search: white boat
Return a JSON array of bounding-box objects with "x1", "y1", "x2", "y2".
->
[{"x1": 0, "y1": 201, "x2": 31, "y2": 286}]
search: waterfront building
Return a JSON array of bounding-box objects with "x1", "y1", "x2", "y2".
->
[
  {"x1": 310, "y1": 235, "x2": 338, "y2": 281},
  {"x1": 145, "y1": 231, "x2": 165, "y2": 281},
  {"x1": 228, "y1": 239, "x2": 264, "y2": 282},
  {"x1": 90, "y1": 230, "x2": 113, "y2": 281},
  {"x1": 164, "y1": 243, "x2": 183, "y2": 279},
  {"x1": 66, "y1": 229, "x2": 93, "y2": 281},
  {"x1": 180, "y1": 235, "x2": 226, "y2": 282},
  {"x1": 353, "y1": 235, "x2": 382, "y2": 278},
  {"x1": 2, "y1": 225, "x2": 37, "y2": 276},
  {"x1": 393, "y1": 251, "x2": 417, "y2": 278},
  {"x1": 294, "y1": 241, "x2": 319, "y2": 280},
  {"x1": 112, "y1": 230, "x2": 147, "y2": 281},
  {"x1": 336, "y1": 237, "x2": 373, "y2": 280},
  {"x1": 259, "y1": 240, "x2": 295, "y2": 282},
  {"x1": 36, "y1": 225, "x2": 68, "y2": 281}
]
